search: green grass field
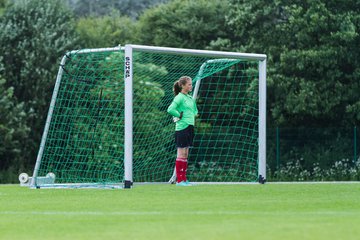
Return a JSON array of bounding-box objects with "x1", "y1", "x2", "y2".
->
[{"x1": 0, "y1": 183, "x2": 359, "y2": 240}]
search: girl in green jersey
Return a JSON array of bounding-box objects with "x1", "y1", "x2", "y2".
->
[{"x1": 167, "y1": 76, "x2": 198, "y2": 186}]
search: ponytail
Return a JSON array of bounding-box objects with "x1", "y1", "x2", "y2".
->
[
  {"x1": 173, "y1": 76, "x2": 192, "y2": 96},
  {"x1": 173, "y1": 81, "x2": 181, "y2": 96}
]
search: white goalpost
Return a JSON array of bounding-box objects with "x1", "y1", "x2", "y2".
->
[{"x1": 25, "y1": 44, "x2": 266, "y2": 189}]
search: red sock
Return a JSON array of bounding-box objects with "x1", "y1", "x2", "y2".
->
[
  {"x1": 176, "y1": 158, "x2": 187, "y2": 183},
  {"x1": 175, "y1": 160, "x2": 183, "y2": 183}
]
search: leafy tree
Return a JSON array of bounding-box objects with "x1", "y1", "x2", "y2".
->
[
  {"x1": 226, "y1": 0, "x2": 360, "y2": 128},
  {"x1": 67, "y1": 0, "x2": 170, "y2": 19},
  {"x1": 0, "y1": 61, "x2": 29, "y2": 182},
  {"x1": 273, "y1": 1, "x2": 359, "y2": 127},
  {"x1": 136, "y1": 0, "x2": 230, "y2": 49},
  {"x1": 0, "y1": 0, "x2": 79, "y2": 182},
  {"x1": 76, "y1": 12, "x2": 135, "y2": 48}
]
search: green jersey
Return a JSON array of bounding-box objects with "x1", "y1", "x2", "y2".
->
[{"x1": 167, "y1": 93, "x2": 198, "y2": 131}]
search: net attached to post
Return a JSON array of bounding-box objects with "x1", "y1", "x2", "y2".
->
[
  {"x1": 31, "y1": 46, "x2": 263, "y2": 188},
  {"x1": 32, "y1": 48, "x2": 125, "y2": 188}
]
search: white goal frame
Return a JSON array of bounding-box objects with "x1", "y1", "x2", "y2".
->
[{"x1": 29, "y1": 44, "x2": 266, "y2": 189}]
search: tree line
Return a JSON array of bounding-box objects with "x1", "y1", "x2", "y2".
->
[{"x1": 0, "y1": 0, "x2": 359, "y2": 182}]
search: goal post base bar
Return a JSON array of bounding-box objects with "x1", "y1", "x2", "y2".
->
[
  {"x1": 28, "y1": 182, "x2": 262, "y2": 189},
  {"x1": 30, "y1": 183, "x2": 123, "y2": 189}
]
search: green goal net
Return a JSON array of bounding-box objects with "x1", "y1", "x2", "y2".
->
[{"x1": 29, "y1": 45, "x2": 266, "y2": 188}]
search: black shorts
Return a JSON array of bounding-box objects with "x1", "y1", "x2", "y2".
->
[{"x1": 175, "y1": 125, "x2": 194, "y2": 148}]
